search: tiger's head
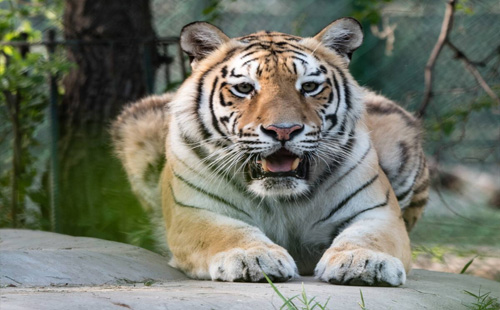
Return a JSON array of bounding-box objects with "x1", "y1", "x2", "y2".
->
[{"x1": 175, "y1": 18, "x2": 365, "y2": 198}]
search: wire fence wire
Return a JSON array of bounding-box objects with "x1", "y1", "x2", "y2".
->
[{"x1": 148, "y1": 0, "x2": 500, "y2": 167}]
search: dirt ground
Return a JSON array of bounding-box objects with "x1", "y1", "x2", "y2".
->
[{"x1": 412, "y1": 246, "x2": 500, "y2": 281}]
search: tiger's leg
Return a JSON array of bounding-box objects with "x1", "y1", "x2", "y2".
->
[
  {"x1": 162, "y1": 167, "x2": 298, "y2": 282},
  {"x1": 402, "y1": 159, "x2": 430, "y2": 231},
  {"x1": 315, "y1": 168, "x2": 411, "y2": 286}
]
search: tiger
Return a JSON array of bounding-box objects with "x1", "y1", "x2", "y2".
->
[{"x1": 111, "y1": 18, "x2": 429, "y2": 286}]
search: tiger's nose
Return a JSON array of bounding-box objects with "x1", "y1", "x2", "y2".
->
[{"x1": 261, "y1": 124, "x2": 304, "y2": 142}]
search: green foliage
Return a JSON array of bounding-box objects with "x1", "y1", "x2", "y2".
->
[
  {"x1": 428, "y1": 93, "x2": 499, "y2": 137},
  {"x1": 352, "y1": 0, "x2": 393, "y2": 25},
  {"x1": 0, "y1": 0, "x2": 70, "y2": 227},
  {"x1": 263, "y1": 272, "x2": 330, "y2": 310},
  {"x1": 456, "y1": 0, "x2": 475, "y2": 15},
  {"x1": 463, "y1": 288, "x2": 500, "y2": 310},
  {"x1": 202, "y1": 0, "x2": 232, "y2": 23},
  {"x1": 263, "y1": 272, "x2": 375, "y2": 310}
]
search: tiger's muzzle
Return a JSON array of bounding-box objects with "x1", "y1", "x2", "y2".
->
[{"x1": 248, "y1": 148, "x2": 309, "y2": 180}]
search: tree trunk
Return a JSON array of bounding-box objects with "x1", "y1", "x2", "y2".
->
[
  {"x1": 57, "y1": 0, "x2": 158, "y2": 241},
  {"x1": 62, "y1": 0, "x2": 157, "y2": 130}
]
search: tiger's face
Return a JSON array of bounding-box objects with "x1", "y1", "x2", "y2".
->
[{"x1": 178, "y1": 19, "x2": 364, "y2": 197}]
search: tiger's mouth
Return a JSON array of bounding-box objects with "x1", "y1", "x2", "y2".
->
[{"x1": 248, "y1": 148, "x2": 308, "y2": 180}]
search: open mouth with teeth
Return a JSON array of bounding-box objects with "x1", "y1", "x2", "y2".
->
[{"x1": 248, "y1": 148, "x2": 308, "y2": 180}]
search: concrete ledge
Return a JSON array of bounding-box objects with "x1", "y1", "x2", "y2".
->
[
  {"x1": 0, "y1": 229, "x2": 185, "y2": 287},
  {"x1": 1, "y1": 229, "x2": 499, "y2": 310}
]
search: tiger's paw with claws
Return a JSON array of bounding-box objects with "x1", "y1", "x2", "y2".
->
[
  {"x1": 315, "y1": 248, "x2": 406, "y2": 286},
  {"x1": 209, "y1": 245, "x2": 298, "y2": 282}
]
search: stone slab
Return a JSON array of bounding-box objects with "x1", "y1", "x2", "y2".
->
[
  {"x1": 0, "y1": 229, "x2": 185, "y2": 287},
  {"x1": 1, "y1": 229, "x2": 499, "y2": 310}
]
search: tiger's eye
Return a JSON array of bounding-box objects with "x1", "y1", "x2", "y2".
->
[
  {"x1": 234, "y1": 83, "x2": 254, "y2": 94},
  {"x1": 302, "y1": 82, "x2": 319, "y2": 93}
]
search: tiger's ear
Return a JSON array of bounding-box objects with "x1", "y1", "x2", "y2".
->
[
  {"x1": 180, "y1": 22, "x2": 230, "y2": 69},
  {"x1": 313, "y1": 18, "x2": 363, "y2": 63}
]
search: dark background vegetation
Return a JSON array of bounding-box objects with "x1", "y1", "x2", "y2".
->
[{"x1": 1, "y1": 0, "x2": 499, "y2": 280}]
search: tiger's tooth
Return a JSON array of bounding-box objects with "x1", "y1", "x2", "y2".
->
[
  {"x1": 291, "y1": 158, "x2": 300, "y2": 170},
  {"x1": 261, "y1": 159, "x2": 269, "y2": 171}
]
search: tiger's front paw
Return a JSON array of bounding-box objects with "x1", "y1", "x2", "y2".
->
[
  {"x1": 315, "y1": 248, "x2": 406, "y2": 286},
  {"x1": 209, "y1": 245, "x2": 298, "y2": 282}
]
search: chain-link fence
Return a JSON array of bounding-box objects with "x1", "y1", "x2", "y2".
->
[{"x1": 149, "y1": 0, "x2": 500, "y2": 168}]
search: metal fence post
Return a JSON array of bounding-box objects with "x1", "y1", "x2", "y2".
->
[
  {"x1": 47, "y1": 29, "x2": 61, "y2": 233},
  {"x1": 143, "y1": 41, "x2": 154, "y2": 94}
]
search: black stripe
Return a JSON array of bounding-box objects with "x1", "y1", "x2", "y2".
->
[
  {"x1": 169, "y1": 184, "x2": 203, "y2": 210},
  {"x1": 241, "y1": 50, "x2": 260, "y2": 58},
  {"x1": 219, "y1": 92, "x2": 231, "y2": 107},
  {"x1": 174, "y1": 171, "x2": 252, "y2": 219},
  {"x1": 407, "y1": 197, "x2": 428, "y2": 209},
  {"x1": 273, "y1": 49, "x2": 308, "y2": 57},
  {"x1": 231, "y1": 115, "x2": 240, "y2": 134},
  {"x1": 338, "y1": 116, "x2": 348, "y2": 136},
  {"x1": 291, "y1": 55, "x2": 308, "y2": 64},
  {"x1": 413, "y1": 179, "x2": 430, "y2": 195},
  {"x1": 274, "y1": 41, "x2": 310, "y2": 52},
  {"x1": 308, "y1": 68, "x2": 322, "y2": 76},
  {"x1": 329, "y1": 190, "x2": 390, "y2": 240},
  {"x1": 238, "y1": 33, "x2": 301, "y2": 40},
  {"x1": 336, "y1": 69, "x2": 351, "y2": 111},
  {"x1": 221, "y1": 66, "x2": 228, "y2": 78},
  {"x1": 173, "y1": 152, "x2": 250, "y2": 197},
  {"x1": 195, "y1": 48, "x2": 239, "y2": 141},
  {"x1": 312, "y1": 86, "x2": 328, "y2": 98},
  {"x1": 220, "y1": 116, "x2": 230, "y2": 127},
  {"x1": 181, "y1": 133, "x2": 209, "y2": 161},
  {"x1": 308, "y1": 131, "x2": 357, "y2": 198},
  {"x1": 332, "y1": 71, "x2": 341, "y2": 115},
  {"x1": 196, "y1": 77, "x2": 212, "y2": 140},
  {"x1": 327, "y1": 143, "x2": 372, "y2": 191},
  {"x1": 397, "y1": 141, "x2": 410, "y2": 175},
  {"x1": 315, "y1": 174, "x2": 379, "y2": 225},
  {"x1": 325, "y1": 114, "x2": 337, "y2": 130},
  {"x1": 366, "y1": 104, "x2": 417, "y2": 127},
  {"x1": 230, "y1": 68, "x2": 244, "y2": 78},
  {"x1": 326, "y1": 90, "x2": 334, "y2": 103},
  {"x1": 396, "y1": 154, "x2": 425, "y2": 202},
  {"x1": 242, "y1": 58, "x2": 258, "y2": 67},
  {"x1": 242, "y1": 42, "x2": 271, "y2": 52},
  {"x1": 209, "y1": 76, "x2": 228, "y2": 139}
]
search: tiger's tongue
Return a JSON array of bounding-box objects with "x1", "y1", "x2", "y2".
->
[{"x1": 266, "y1": 157, "x2": 296, "y2": 172}]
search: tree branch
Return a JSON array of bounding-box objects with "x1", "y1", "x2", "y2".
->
[
  {"x1": 417, "y1": 0, "x2": 456, "y2": 118},
  {"x1": 447, "y1": 41, "x2": 500, "y2": 107},
  {"x1": 417, "y1": 0, "x2": 500, "y2": 118}
]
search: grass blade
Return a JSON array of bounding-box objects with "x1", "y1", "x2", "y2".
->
[
  {"x1": 359, "y1": 289, "x2": 367, "y2": 310},
  {"x1": 280, "y1": 295, "x2": 299, "y2": 310},
  {"x1": 460, "y1": 256, "x2": 477, "y2": 274},
  {"x1": 263, "y1": 271, "x2": 297, "y2": 310}
]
